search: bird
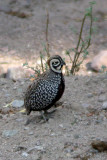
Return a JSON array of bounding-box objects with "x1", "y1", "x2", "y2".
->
[{"x1": 24, "y1": 55, "x2": 65, "y2": 122}]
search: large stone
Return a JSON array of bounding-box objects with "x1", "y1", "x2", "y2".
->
[
  {"x1": 12, "y1": 100, "x2": 24, "y2": 108},
  {"x1": 6, "y1": 66, "x2": 35, "y2": 81},
  {"x1": 91, "y1": 50, "x2": 107, "y2": 71}
]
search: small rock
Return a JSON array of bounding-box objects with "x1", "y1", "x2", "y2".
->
[
  {"x1": 14, "y1": 146, "x2": 27, "y2": 152},
  {"x1": 28, "y1": 131, "x2": 33, "y2": 135},
  {"x1": 16, "y1": 118, "x2": 23, "y2": 122},
  {"x1": 66, "y1": 153, "x2": 71, "y2": 157},
  {"x1": 24, "y1": 127, "x2": 29, "y2": 130},
  {"x1": 98, "y1": 95, "x2": 106, "y2": 102},
  {"x1": 65, "y1": 148, "x2": 73, "y2": 153},
  {"x1": 2, "y1": 130, "x2": 18, "y2": 137},
  {"x1": 64, "y1": 142, "x2": 73, "y2": 148},
  {"x1": 89, "y1": 148, "x2": 98, "y2": 154},
  {"x1": 95, "y1": 119, "x2": 103, "y2": 124},
  {"x1": 82, "y1": 103, "x2": 97, "y2": 113},
  {"x1": 91, "y1": 140, "x2": 107, "y2": 152},
  {"x1": 22, "y1": 152, "x2": 29, "y2": 157},
  {"x1": 59, "y1": 124, "x2": 64, "y2": 128},
  {"x1": 87, "y1": 93, "x2": 93, "y2": 98},
  {"x1": 74, "y1": 134, "x2": 80, "y2": 139},
  {"x1": 50, "y1": 133, "x2": 56, "y2": 136},
  {"x1": 102, "y1": 101, "x2": 107, "y2": 110},
  {"x1": 12, "y1": 100, "x2": 24, "y2": 108},
  {"x1": 82, "y1": 103, "x2": 90, "y2": 108}
]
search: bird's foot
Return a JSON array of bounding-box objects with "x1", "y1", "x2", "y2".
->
[
  {"x1": 25, "y1": 117, "x2": 31, "y2": 125},
  {"x1": 39, "y1": 111, "x2": 49, "y2": 122},
  {"x1": 44, "y1": 109, "x2": 56, "y2": 118}
]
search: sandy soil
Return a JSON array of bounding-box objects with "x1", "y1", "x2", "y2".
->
[
  {"x1": 0, "y1": 74, "x2": 107, "y2": 160},
  {"x1": 0, "y1": 0, "x2": 107, "y2": 160}
]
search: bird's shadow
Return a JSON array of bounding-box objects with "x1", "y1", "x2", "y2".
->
[
  {"x1": 24, "y1": 109, "x2": 57, "y2": 125},
  {"x1": 25, "y1": 115, "x2": 45, "y2": 125}
]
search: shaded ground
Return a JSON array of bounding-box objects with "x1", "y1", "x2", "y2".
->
[{"x1": 0, "y1": 0, "x2": 107, "y2": 160}]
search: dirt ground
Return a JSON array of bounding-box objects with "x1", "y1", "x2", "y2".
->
[
  {"x1": 0, "y1": 74, "x2": 107, "y2": 160},
  {"x1": 0, "y1": 0, "x2": 107, "y2": 160}
]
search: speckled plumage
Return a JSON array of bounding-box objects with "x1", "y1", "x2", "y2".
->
[{"x1": 24, "y1": 55, "x2": 65, "y2": 120}]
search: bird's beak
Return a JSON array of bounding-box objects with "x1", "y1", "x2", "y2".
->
[{"x1": 63, "y1": 61, "x2": 66, "y2": 65}]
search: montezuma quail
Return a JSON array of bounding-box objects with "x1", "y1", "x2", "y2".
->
[{"x1": 24, "y1": 55, "x2": 65, "y2": 121}]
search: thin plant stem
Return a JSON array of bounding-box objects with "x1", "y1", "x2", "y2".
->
[
  {"x1": 40, "y1": 52, "x2": 44, "y2": 73},
  {"x1": 46, "y1": 10, "x2": 50, "y2": 58},
  {"x1": 70, "y1": 5, "x2": 93, "y2": 75}
]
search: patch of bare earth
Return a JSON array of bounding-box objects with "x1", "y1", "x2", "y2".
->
[
  {"x1": 0, "y1": 74, "x2": 107, "y2": 160},
  {"x1": 0, "y1": 0, "x2": 107, "y2": 160}
]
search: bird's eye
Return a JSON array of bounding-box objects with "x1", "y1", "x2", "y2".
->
[
  {"x1": 54, "y1": 61, "x2": 58, "y2": 64},
  {"x1": 52, "y1": 61, "x2": 59, "y2": 66}
]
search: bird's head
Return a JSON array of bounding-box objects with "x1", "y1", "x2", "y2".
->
[{"x1": 47, "y1": 55, "x2": 66, "y2": 73}]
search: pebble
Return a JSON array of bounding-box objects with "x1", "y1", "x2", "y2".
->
[
  {"x1": 2, "y1": 130, "x2": 18, "y2": 137},
  {"x1": 89, "y1": 148, "x2": 98, "y2": 154},
  {"x1": 50, "y1": 133, "x2": 56, "y2": 136},
  {"x1": 59, "y1": 124, "x2": 64, "y2": 128},
  {"x1": 74, "y1": 134, "x2": 80, "y2": 139},
  {"x1": 98, "y1": 95, "x2": 106, "y2": 102},
  {"x1": 16, "y1": 118, "x2": 23, "y2": 122},
  {"x1": 14, "y1": 146, "x2": 27, "y2": 152},
  {"x1": 65, "y1": 148, "x2": 73, "y2": 153},
  {"x1": 28, "y1": 131, "x2": 34, "y2": 135},
  {"x1": 87, "y1": 93, "x2": 93, "y2": 98},
  {"x1": 24, "y1": 127, "x2": 29, "y2": 130},
  {"x1": 95, "y1": 119, "x2": 103, "y2": 124},
  {"x1": 64, "y1": 142, "x2": 73, "y2": 148},
  {"x1": 102, "y1": 101, "x2": 107, "y2": 110},
  {"x1": 12, "y1": 100, "x2": 24, "y2": 108},
  {"x1": 22, "y1": 152, "x2": 29, "y2": 157},
  {"x1": 82, "y1": 103, "x2": 90, "y2": 108}
]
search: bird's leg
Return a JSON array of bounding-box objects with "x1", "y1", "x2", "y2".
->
[
  {"x1": 25, "y1": 116, "x2": 31, "y2": 125},
  {"x1": 39, "y1": 111, "x2": 49, "y2": 122},
  {"x1": 25, "y1": 110, "x2": 31, "y2": 125},
  {"x1": 44, "y1": 109, "x2": 56, "y2": 114},
  {"x1": 44, "y1": 109, "x2": 56, "y2": 118}
]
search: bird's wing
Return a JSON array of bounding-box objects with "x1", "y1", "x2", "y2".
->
[{"x1": 24, "y1": 79, "x2": 59, "y2": 111}]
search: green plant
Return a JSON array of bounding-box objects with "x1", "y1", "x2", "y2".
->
[
  {"x1": 23, "y1": 10, "x2": 50, "y2": 77},
  {"x1": 23, "y1": 52, "x2": 49, "y2": 78},
  {"x1": 23, "y1": 2, "x2": 97, "y2": 77},
  {"x1": 99, "y1": 65, "x2": 107, "y2": 74},
  {"x1": 65, "y1": 1, "x2": 97, "y2": 75}
]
